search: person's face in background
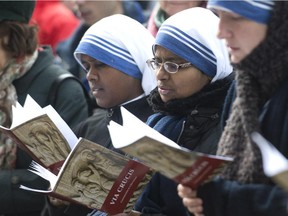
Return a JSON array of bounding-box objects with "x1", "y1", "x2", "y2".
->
[
  {"x1": 154, "y1": 46, "x2": 211, "y2": 103},
  {"x1": 216, "y1": 10, "x2": 268, "y2": 64},
  {"x1": 74, "y1": 0, "x2": 123, "y2": 26},
  {"x1": 81, "y1": 54, "x2": 143, "y2": 108},
  {"x1": 160, "y1": 0, "x2": 205, "y2": 17}
]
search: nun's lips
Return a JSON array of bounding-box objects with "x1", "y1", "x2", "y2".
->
[
  {"x1": 158, "y1": 86, "x2": 173, "y2": 95},
  {"x1": 91, "y1": 87, "x2": 104, "y2": 97},
  {"x1": 91, "y1": 86, "x2": 103, "y2": 93}
]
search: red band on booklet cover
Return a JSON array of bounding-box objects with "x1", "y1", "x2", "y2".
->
[
  {"x1": 101, "y1": 160, "x2": 150, "y2": 214},
  {"x1": 174, "y1": 156, "x2": 224, "y2": 189}
]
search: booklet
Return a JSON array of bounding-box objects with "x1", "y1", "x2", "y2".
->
[
  {"x1": 0, "y1": 95, "x2": 77, "y2": 174},
  {"x1": 6, "y1": 95, "x2": 153, "y2": 214},
  {"x1": 20, "y1": 138, "x2": 153, "y2": 214},
  {"x1": 107, "y1": 107, "x2": 234, "y2": 189}
]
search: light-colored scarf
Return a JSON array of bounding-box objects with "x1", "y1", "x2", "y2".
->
[{"x1": 0, "y1": 51, "x2": 38, "y2": 169}]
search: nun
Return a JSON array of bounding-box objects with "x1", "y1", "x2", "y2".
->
[{"x1": 133, "y1": 7, "x2": 234, "y2": 216}]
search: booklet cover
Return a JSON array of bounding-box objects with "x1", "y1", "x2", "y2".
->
[{"x1": 21, "y1": 138, "x2": 153, "y2": 214}]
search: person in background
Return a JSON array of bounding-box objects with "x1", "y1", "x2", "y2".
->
[
  {"x1": 56, "y1": 0, "x2": 147, "y2": 93},
  {"x1": 31, "y1": 0, "x2": 80, "y2": 54},
  {"x1": 137, "y1": 0, "x2": 156, "y2": 19},
  {"x1": 147, "y1": 0, "x2": 207, "y2": 37},
  {"x1": 41, "y1": 14, "x2": 157, "y2": 216},
  {"x1": 178, "y1": 1, "x2": 288, "y2": 216},
  {"x1": 0, "y1": 1, "x2": 90, "y2": 216},
  {"x1": 126, "y1": 7, "x2": 233, "y2": 216}
]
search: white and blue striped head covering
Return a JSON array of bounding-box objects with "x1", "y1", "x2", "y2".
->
[
  {"x1": 74, "y1": 14, "x2": 157, "y2": 96},
  {"x1": 155, "y1": 7, "x2": 233, "y2": 83},
  {"x1": 207, "y1": 0, "x2": 274, "y2": 24}
]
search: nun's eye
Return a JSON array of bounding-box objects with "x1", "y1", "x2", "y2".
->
[
  {"x1": 146, "y1": 58, "x2": 192, "y2": 74},
  {"x1": 82, "y1": 62, "x2": 90, "y2": 72},
  {"x1": 93, "y1": 62, "x2": 107, "y2": 69}
]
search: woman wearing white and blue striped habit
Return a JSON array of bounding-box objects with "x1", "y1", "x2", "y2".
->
[{"x1": 134, "y1": 7, "x2": 233, "y2": 216}]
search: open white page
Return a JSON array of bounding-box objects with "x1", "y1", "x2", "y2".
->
[
  {"x1": 251, "y1": 132, "x2": 288, "y2": 176},
  {"x1": 11, "y1": 95, "x2": 45, "y2": 128},
  {"x1": 20, "y1": 161, "x2": 56, "y2": 193},
  {"x1": 10, "y1": 102, "x2": 24, "y2": 129},
  {"x1": 108, "y1": 107, "x2": 180, "y2": 149}
]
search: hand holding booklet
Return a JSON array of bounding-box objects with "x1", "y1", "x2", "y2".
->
[{"x1": 108, "y1": 107, "x2": 234, "y2": 189}]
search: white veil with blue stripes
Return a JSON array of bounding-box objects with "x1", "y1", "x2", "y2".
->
[{"x1": 74, "y1": 14, "x2": 157, "y2": 96}]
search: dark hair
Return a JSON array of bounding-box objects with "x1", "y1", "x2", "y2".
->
[{"x1": 0, "y1": 21, "x2": 38, "y2": 59}]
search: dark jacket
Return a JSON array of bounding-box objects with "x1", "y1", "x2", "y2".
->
[
  {"x1": 0, "y1": 46, "x2": 89, "y2": 216},
  {"x1": 134, "y1": 75, "x2": 233, "y2": 216},
  {"x1": 56, "y1": 1, "x2": 147, "y2": 92},
  {"x1": 197, "y1": 79, "x2": 288, "y2": 216},
  {"x1": 13, "y1": 46, "x2": 89, "y2": 128},
  {"x1": 0, "y1": 149, "x2": 50, "y2": 216},
  {"x1": 74, "y1": 96, "x2": 154, "y2": 152},
  {"x1": 41, "y1": 96, "x2": 154, "y2": 216}
]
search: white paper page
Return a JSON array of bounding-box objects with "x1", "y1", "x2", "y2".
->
[
  {"x1": 108, "y1": 107, "x2": 180, "y2": 149},
  {"x1": 108, "y1": 121, "x2": 145, "y2": 149},
  {"x1": 11, "y1": 96, "x2": 46, "y2": 128},
  {"x1": 23, "y1": 94, "x2": 42, "y2": 109},
  {"x1": 251, "y1": 132, "x2": 288, "y2": 177},
  {"x1": 10, "y1": 102, "x2": 24, "y2": 129},
  {"x1": 121, "y1": 106, "x2": 180, "y2": 148},
  {"x1": 20, "y1": 161, "x2": 56, "y2": 193}
]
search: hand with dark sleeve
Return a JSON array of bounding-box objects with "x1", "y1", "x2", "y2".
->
[{"x1": 178, "y1": 178, "x2": 288, "y2": 216}]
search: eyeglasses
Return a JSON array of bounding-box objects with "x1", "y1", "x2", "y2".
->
[{"x1": 146, "y1": 58, "x2": 192, "y2": 74}]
